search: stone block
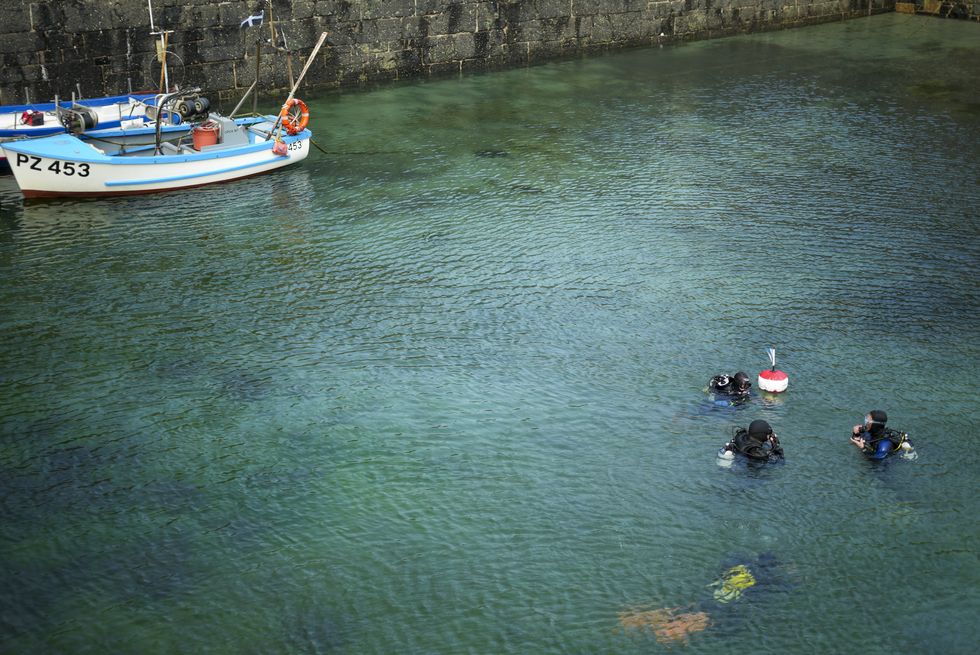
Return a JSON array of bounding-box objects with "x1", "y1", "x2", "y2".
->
[
  {"x1": 474, "y1": 1, "x2": 498, "y2": 31},
  {"x1": 62, "y1": 2, "x2": 115, "y2": 33},
  {"x1": 644, "y1": 1, "x2": 675, "y2": 19},
  {"x1": 12, "y1": 63, "x2": 41, "y2": 89},
  {"x1": 511, "y1": 15, "x2": 574, "y2": 42},
  {"x1": 316, "y1": 0, "x2": 362, "y2": 22},
  {"x1": 461, "y1": 56, "x2": 493, "y2": 73},
  {"x1": 218, "y1": 1, "x2": 252, "y2": 28},
  {"x1": 0, "y1": 32, "x2": 40, "y2": 55},
  {"x1": 473, "y1": 29, "x2": 505, "y2": 57},
  {"x1": 423, "y1": 34, "x2": 456, "y2": 63},
  {"x1": 283, "y1": 20, "x2": 327, "y2": 50},
  {"x1": 675, "y1": 11, "x2": 709, "y2": 34},
  {"x1": 394, "y1": 47, "x2": 425, "y2": 75},
  {"x1": 416, "y1": 0, "x2": 446, "y2": 15},
  {"x1": 426, "y1": 60, "x2": 462, "y2": 77},
  {"x1": 0, "y1": 60, "x2": 26, "y2": 86},
  {"x1": 452, "y1": 2, "x2": 480, "y2": 32},
  {"x1": 196, "y1": 61, "x2": 239, "y2": 90},
  {"x1": 114, "y1": 1, "x2": 150, "y2": 29},
  {"x1": 527, "y1": 38, "x2": 562, "y2": 63},
  {"x1": 81, "y1": 30, "x2": 131, "y2": 60},
  {"x1": 362, "y1": 16, "x2": 412, "y2": 42},
  {"x1": 500, "y1": 41, "x2": 529, "y2": 66},
  {"x1": 576, "y1": 0, "x2": 646, "y2": 13},
  {"x1": 705, "y1": 7, "x2": 725, "y2": 28},
  {"x1": 419, "y1": 11, "x2": 449, "y2": 36},
  {"x1": 532, "y1": 0, "x2": 573, "y2": 19},
  {"x1": 453, "y1": 31, "x2": 476, "y2": 57},
  {"x1": 198, "y1": 44, "x2": 246, "y2": 63},
  {"x1": 50, "y1": 59, "x2": 104, "y2": 96},
  {"x1": 360, "y1": 0, "x2": 418, "y2": 19},
  {"x1": 189, "y1": 4, "x2": 223, "y2": 28},
  {"x1": 288, "y1": 1, "x2": 315, "y2": 20},
  {"x1": 199, "y1": 24, "x2": 242, "y2": 49},
  {"x1": 29, "y1": 2, "x2": 65, "y2": 32},
  {"x1": 107, "y1": 54, "x2": 135, "y2": 75},
  {"x1": 1, "y1": 5, "x2": 31, "y2": 33},
  {"x1": 168, "y1": 41, "x2": 201, "y2": 64},
  {"x1": 590, "y1": 14, "x2": 614, "y2": 42},
  {"x1": 778, "y1": 5, "x2": 801, "y2": 20}
]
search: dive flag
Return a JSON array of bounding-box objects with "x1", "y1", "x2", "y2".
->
[{"x1": 240, "y1": 10, "x2": 264, "y2": 29}]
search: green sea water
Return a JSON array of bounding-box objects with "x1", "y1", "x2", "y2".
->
[{"x1": 1, "y1": 13, "x2": 978, "y2": 654}]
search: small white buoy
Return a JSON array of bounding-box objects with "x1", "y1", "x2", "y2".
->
[{"x1": 758, "y1": 347, "x2": 789, "y2": 393}]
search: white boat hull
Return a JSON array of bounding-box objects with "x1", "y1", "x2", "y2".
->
[{"x1": 5, "y1": 123, "x2": 309, "y2": 198}]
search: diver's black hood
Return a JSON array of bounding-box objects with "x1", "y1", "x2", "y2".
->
[
  {"x1": 867, "y1": 409, "x2": 887, "y2": 437},
  {"x1": 747, "y1": 419, "x2": 772, "y2": 443}
]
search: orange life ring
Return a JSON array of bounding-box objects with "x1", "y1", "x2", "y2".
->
[{"x1": 279, "y1": 98, "x2": 310, "y2": 135}]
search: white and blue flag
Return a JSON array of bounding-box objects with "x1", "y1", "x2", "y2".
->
[{"x1": 240, "y1": 10, "x2": 264, "y2": 29}]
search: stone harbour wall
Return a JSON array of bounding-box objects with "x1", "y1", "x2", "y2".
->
[{"x1": 0, "y1": 0, "x2": 898, "y2": 105}]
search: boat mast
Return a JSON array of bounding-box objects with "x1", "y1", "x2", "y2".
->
[{"x1": 147, "y1": 0, "x2": 171, "y2": 92}]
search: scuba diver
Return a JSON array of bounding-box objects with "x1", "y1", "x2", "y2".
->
[
  {"x1": 718, "y1": 419, "x2": 784, "y2": 463},
  {"x1": 619, "y1": 552, "x2": 788, "y2": 644},
  {"x1": 707, "y1": 371, "x2": 752, "y2": 406},
  {"x1": 850, "y1": 409, "x2": 915, "y2": 460}
]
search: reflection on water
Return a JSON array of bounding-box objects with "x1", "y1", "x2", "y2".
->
[{"x1": 1, "y1": 14, "x2": 979, "y2": 655}]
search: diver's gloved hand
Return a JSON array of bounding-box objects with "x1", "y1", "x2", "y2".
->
[{"x1": 765, "y1": 434, "x2": 783, "y2": 459}]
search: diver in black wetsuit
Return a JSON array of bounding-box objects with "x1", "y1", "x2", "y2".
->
[
  {"x1": 850, "y1": 409, "x2": 914, "y2": 460},
  {"x1": 719, "y1": 419, "x2": 783, "y2": 462},
  {"x1": 707, "y1": 371, "x2": 752, "y2": 406}
]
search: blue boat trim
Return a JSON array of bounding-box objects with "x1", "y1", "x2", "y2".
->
[
  {"x1": 3, "y1": 126, "x2": 309, "y2": 164},
  {"x1": 0, "y1": 93, "x2": 156, "y2": 115},
  {"x1": 104, "y1": 156, "x2": 287, "y2": 186}
]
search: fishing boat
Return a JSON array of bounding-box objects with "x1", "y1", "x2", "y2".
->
[
  {"x1": 0, "y1": 93, "x2": 161, "y2": 139},
  {"x1": 0, "y1": 94, "x2": 167, "y2": 173},
  {"x1": 0, "y1": 0, "x2": 192, "y2": 173},
  {"x1": 5, "y1": 26, "x2": 328, "y2": 199},
  {"x1": 3, "y1": 109, "x2": 310, "y2": 198}
]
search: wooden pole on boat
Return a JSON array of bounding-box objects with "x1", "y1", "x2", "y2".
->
[
  {"x1": 286, "y1": 32, "x2": 327, "y2": 114},
  {"x1": 285, "y1": 52, "x2": 295, "y2": 91},
  {"x1": 286, "y1": 31, "x2": 327, "y2": 103},
  {"x1": 157, "y1": 32, "x2": 169, "y2": 92},
  {"x1": 253, "y1": 40, "x2": 261, "y2": 115},
  {"x1": 272, "y1": 31, "x2": 328, "y2": 136},
  {"x1": 267, "y1": 0, "x2": 277, "y2": 54},
  {"x1": 148, "y1": 1, "x2": 171, "y2": 93},
  {"x1": 267, "y1": 0, "x2": 295, "y2": 89},
  {"x1": 230, "y1": 80, "x2": 258, "y2": 117}
]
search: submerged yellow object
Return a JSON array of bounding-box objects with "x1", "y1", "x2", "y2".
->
[{"x1": 709, "y1": 564, "x2": 757, "y2": 603}]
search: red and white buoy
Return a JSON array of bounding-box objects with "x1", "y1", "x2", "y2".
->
[{"x1": 758, "y1": 347, "x2": 789, "y2": 393}]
